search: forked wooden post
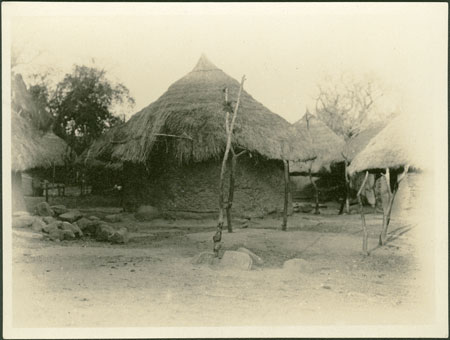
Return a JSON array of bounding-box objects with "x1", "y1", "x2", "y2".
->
[
  {"x1": 379, "y1": 165, "x2": 409, "y2": 245},
  {"x1": 281, "y1": 160, "x2": 290, "y2": 231},
  {"x1": 226, "y1": 149, "x2": 246, "y2": 233},
  {"x1": 357, "y1": 171, "x2": 370, "y2": 255},
  {"x1": 214, "y1": 76, "x2": 246, "y2": 257}
]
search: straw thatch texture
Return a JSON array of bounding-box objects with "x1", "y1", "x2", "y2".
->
[
  {"x1": 87, "y1": 55, "x2": 313, "y2": 164},
  {"x1": 342, "y1": 123, "x2": 386, "y2": 162},
  {"x1": 348, "y1": 114, "x2": 429, "y2": 175},
  {"x1": 11, "y1": 74, "x2": 70, "y2": 171},
  {"x1": 290, "y1": 111, "x2": 345, "y2": 174}
]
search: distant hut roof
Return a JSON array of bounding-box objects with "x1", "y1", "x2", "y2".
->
[
  {"x1": 86, "y1": 55, "x2": 314, "y2": 164},
  {"x1": 342, "y1": 122, "x2": 386, "y2": 162},
  {"x1": 348, "y1": 114, "x2": 428, "y2": 175},
  {"x1": 11, "y1": 74, "x2": 70, "y2": 172},
  {"x1": 290, "y1": 110, "x2": 345, "y2": 174}
]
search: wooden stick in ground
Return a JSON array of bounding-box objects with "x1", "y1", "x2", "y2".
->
[
  {"x1": 339, "y1": 160, "x2": 351, "y2": 215},
  {"x1": 308, "y1": 165, "x2": 320, "y2": 214},
  {"x1": 357, "y1": 171, "x2": 370, "y2": 255},
  {"x1": 379, "y1": 165, "x2": 409, "y2": 245},
  {"x1": 214, "y1": 76, "x2": 246, "y2": 257},
  {"x1": 281, "y1": 160, "x2": 290, "y2": 231},
  {"x1": 226, "y1": 149, "x2": 247, "y2": 233}
]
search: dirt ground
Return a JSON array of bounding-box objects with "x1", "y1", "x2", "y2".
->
[{"x1": 11, "y1": 204, "x2": 435, "y2": 328}]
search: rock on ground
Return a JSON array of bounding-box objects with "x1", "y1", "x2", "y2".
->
[
  {"x1": 88, "y1": 216, "x2": 100, "y2": 221},
  {"x1": 42, "y1": 216, "x2": 57, "y2": 225},
  {"x1": 283, "y1": 258, "x2": 314, "y2": 273},
  {"x1": 13, "y1": 211, "x2": 30, "y2": 218},
  {"x1": 95, "y1": 224, "x2": 115, "y2": 242},
  {"x1": 219, "y1": 251, "x2": 253, "y2": 270},
  {"x1": 47, "y1": 228, "x2": 75, "y2": 241},
  {"x1": 31, "y1": 218, "x2": 46, "y2": 232},
  {"x1": 135, "y1": 205, "x2": 160, "y2": 221},
  {"x1": 104, "y1": 214, "x2": 122, "y2": 223},
  {"x1": 61, "y1": 222, "x2": 83, "y2": 238},
  {"x1": 35, "y1": 202, "x2": 54, "y2": 217},
  {"x1": 236, "y1": 247, "x2": 264, "y2": 265},
  {"x1": 75, "y1": 217, "x2": 93, "y2": 231},
  {"x1": 51, "y1": 205, "x2": 69, "y2": 216},
  {"x1": 12, "y1": 215, "x2": 36, "y2": 228},
  {"x1": 109, "y1": 227, "x2": 129, "y2": 244},
  {"x1": 42, "y1": 221, "x2": 63, "y2": 234},
  {"x1": 59, "y1": 210, "x2": 83, "y2": 223}
]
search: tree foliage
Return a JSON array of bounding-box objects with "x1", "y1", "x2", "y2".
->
[
  {"x1": 315, "y1": 74, "x2": 387, "y2": 140},
  {"x1": 50, "y1": 65, "x2": 135, "y2": 154}
]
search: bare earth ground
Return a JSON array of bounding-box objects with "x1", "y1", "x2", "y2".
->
[{"x1": 11, "y1": 205, "x2": 434, "y2": 328}]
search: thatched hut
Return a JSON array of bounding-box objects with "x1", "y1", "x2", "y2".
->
[
  {"x1": 347, "y1": 114, "x2": 428, "y2": 253},
  {"x1": 86, "y1": 55, "x2": 313, "y2": 218},
  {"x1": 289, "y1": 110, "x2": 345, "y2": 213},
  {"x1": 11, "y1": 74, "x2": 70, "y2": 211}
]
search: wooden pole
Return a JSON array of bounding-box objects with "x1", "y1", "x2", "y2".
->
[
  {"x1": 379, "y1": 165, "x2": 409, "y2": 245},
  {"x1": 214, "y1": 76, "x2": 246, "y2": 257},
  {"x1": 309, "y1": 166, "x2": 320, "y2": 214},
  {"x1": 281, "y1": 160, "x2": 290, "y2": 231},
  {"x1": 226, "y1": 152, "x2": 237, "y2": 233},
  {"x1": 45, "y1": 181, "x2": 49, "y2": 203},
  {"x1": 339, "y1": 160, "x2": 351, "y2": 215},
  {"x1": 357, "y1": 171, "x2": 370, "y2": 255}
]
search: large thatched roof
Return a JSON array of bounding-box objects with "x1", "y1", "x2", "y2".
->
[
  {"x1": 87, "y1": 55, "x2": 313, "y2": 164},
  {"x1": 342, "y1": 122, "x2": 386, "y2": 162},
  {"x1": 348, "y1": 114, "x2": 429, "y2": 174},
  {"x1": 11, "y1": 74, "x2": 70, "y2": 172},
  {"x1": 290, "y1": 111, "x2": 345, "y2": 174}
]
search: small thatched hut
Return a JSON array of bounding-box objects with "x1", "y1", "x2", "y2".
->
[
  {"x1": 87, "y1": 55, "x2": 313, "y2": 218},
  {"x1": 348, "y1": 114, "x2": 428, "y2": 253},
  {"x1": 289, "y1": 110, "x2": 345, "y2": 213},
  {"x1": 11, "y1": 74, "x2": 70, "y2": 211}
]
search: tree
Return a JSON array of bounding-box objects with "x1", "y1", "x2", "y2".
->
[
  {"x1": 315, "y1": 73, "x2": 388, "y2": 140},
  {"x1": 50, "y1": 65, "x2": 135, "y2": 154}
]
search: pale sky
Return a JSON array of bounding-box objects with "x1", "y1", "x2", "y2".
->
[{"x1": 3, "y1": 2, "x2": 448, "y2": 124}]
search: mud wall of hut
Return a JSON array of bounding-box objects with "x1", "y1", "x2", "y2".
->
[{"x1": 122, "y1": 155, "x2": 290, "y2": 219}]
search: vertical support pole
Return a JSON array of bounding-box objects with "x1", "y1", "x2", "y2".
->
[
  {"x1": 281, "y1": 160, "x2": 290, "y2": 231},
  {"x1": 45, "y1": 181, "x2": 49, "y2": 203},
  {"x1": 357, "y1": 171, "x2": 370, "y2": 255},
  {"x1": 309, "y1": 168, "x2": 320, "y2": 214},
  {"x1": 226, "y1": 152, "x2": 237, "y2": 233}
]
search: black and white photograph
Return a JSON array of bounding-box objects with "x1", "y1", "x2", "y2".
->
[{"x1": 2, "y1": 2, "x2": 448, "y2": 338}]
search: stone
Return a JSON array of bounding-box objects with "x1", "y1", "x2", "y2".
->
[
  {"x1": 236, "y1": 247, "x2": 264, "y2": 266},
  {"x1": 192, "y1": 251, "x2": 217, "y2": 265},
  {"x1": 283, "y1": 258, "x2": 314, "y2": 273},
  {"x1": 51, "y1": 205, "x2": 69, "y2": 216},
  {"x1": 109, "y1": 227, "x2": 129, "y2": 244},
  {"x1": 82, "y1": 220, "x2": 102, "y2": 236},
  {"x1": 135, "y1": 205, "x2": 160, "y2": 221},
  {"x1": 12, "y1": 215, "x2": 35, "y2": 228},
  {"x1": 59, "y1": 210, "x2": 83, "y2": 223},
  {"x1": 61, "y1": 222, "x2": 83, "y2": 238},
  {"x1": 47, "y1": 228, "x2": 65, "y2": 241},
  {"x1": 75, "y1": 217, "x2": 93, "y2": 231},
  {"x1": 42, "y1": 221, "x2": 63, "y2": 233},
  {"x1": 35, "y1": 202, "x2": 54, "y2": 217},
  {"x1": 104, "y1": 214, "x2": 122, "y2": 223},
  {"x1": 13, "y1": 211, "x2": 30, "y2": 218},
  {"x1": 88, "y1": 216, "x2": 100, "y2": 221},
  {"x1": 42, "y1": 216, "x2": 56, "y2": 224},
  {"x1": 95, "y1": 224, "x2": 115, "y2": 242},
  {"x1": 62, "y1": 229, "x2": 76, "y2": 240},
  {"x1": 31, "y1": 218, "x2": 46, "y2": 232},
  {"x1": 219, "y1": 251, "x2": 253, "y2": 270}
]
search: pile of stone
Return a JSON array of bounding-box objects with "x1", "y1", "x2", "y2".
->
[{"x1": 12, "y1": 202, "x2": 129, "y2": 244}]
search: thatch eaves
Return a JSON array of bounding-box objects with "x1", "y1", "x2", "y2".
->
[
  {"x1": 348, "y1": 114, "x2": 429, "y2": 175},
  {"x1": 11, "y1": 74, "x2": 70, "y2": 172},
  {"x1": 86, "y1": 55, "x2": 314, "y2": 164},
  {"x1": 342, "y1": 122, "x2": 386, "y2": 162},
  {"x1": 290, "y1": 111, "x2": 345, "y2": 174}
]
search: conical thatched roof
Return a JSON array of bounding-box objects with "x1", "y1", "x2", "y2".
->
[
  {"x1": 86, "y1": 55, "x2": 313, "y2": 164},
  {"x1": 290, "y1": 111, "x2": 345, "y2": 174},
  {"x1": 348, "y1": 114, "x2": 429, "y2": 175},
  {"x1": 342, "y1": 122, "x2": 386, "y2": 162},
  {"x1": 11, "y1": 74, "x2": 70, "y2": 172}
]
